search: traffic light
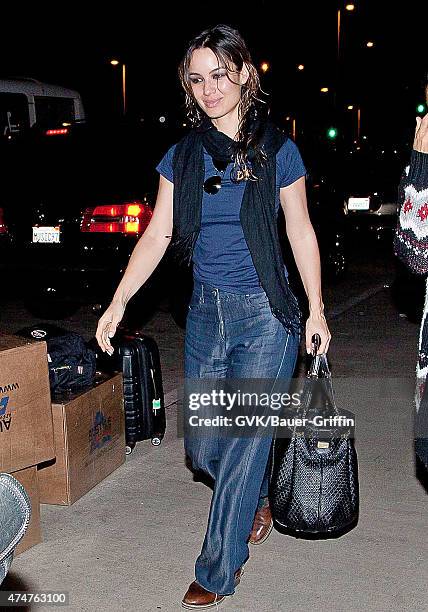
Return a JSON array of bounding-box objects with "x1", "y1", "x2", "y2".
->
[
  {"x1": 327, "y1": 127, "x2": 338, "y2": 140},
  {"x1": 417, "y1": 103, "x2": 426, "y2": 114}
]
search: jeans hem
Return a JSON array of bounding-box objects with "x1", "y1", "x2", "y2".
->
[{"x1": 194, "y1": 578, "x2": 235, "y2": 597}]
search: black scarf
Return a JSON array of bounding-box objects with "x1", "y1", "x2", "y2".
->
[{"x1": 170, "y1": 118, "x2": 301, "y2": 335}]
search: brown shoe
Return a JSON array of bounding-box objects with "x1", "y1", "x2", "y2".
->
[
  {"x1": 249, "y1": 501, "x2": 273, "y2": 545},
  {"x1": 181, "y1": 568, "x2": 244, "y2": 609},
  {"x1": 181, "y1": 582, "x2": 225, "y2": 609}
]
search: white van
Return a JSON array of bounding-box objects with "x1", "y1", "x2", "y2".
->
[{"x1": 0, "y1": 78, "x2": 85, "y2": 137}]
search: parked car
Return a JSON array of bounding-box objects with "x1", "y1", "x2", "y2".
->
[
  {"x1": 300, "y1": 142, "x2": 406, "y2": 256},
  {"x1": 0, "y1": 118, "x2": 187, "y2": 322},
  {"x1": 340, "y1": 147, "x2": 403, "y2": 243}
]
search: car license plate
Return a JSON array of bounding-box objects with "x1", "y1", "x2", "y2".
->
[
  {"x1": 32, "y1": 226, "x2": 61, "y2": 243},
  {"x1": 348, "y1": 197, "x2": 370, "y2": 211}
]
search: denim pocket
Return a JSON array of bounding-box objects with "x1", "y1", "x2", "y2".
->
[
  {"x1": 247, "y1": 291, "x2": 270, "y2": 307},
  {"x1": 188, "y1": 295, "x2": 203, "y2": 311}
]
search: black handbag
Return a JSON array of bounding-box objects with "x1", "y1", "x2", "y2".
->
[{"x1": 269, "y1": 339, "x2": 359, "y2": 537}]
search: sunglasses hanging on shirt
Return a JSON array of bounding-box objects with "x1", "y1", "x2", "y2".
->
[{"x1": 203, "y1": 159, "x2": 229, "y2": 195}]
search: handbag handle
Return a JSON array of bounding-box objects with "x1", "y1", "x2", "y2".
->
[
  {"x1": 318, "y1": 355, "x2": 339, "y2": 415},
  {"x1": 300, "y1": 335, "x2": 339, "y2": 417}
]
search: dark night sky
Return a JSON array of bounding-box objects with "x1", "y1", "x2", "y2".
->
[{"x1": 1, "y1": 2, "x2": 426, "y2": 146}]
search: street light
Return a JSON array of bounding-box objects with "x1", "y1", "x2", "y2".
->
[
  {"x1": 336, "y1": 3, "x2": 356, "y2": 113},
  {"x1": 366, "y1": 41, "x2": 374, "y2": 48},
  {"x1": 297, "y1": 64, "x2": 304, "y2": 71},
  {"x1": 285, "y1": 116, "x2": 296, "y2": 140},
  {"x1": 347, "y1": 104, "x2": 361, "y2": 143},
  {"x1": 260, "y1": 62, "x2": 270, "y2": 73},
  {"x1": 320, "y1": 87, "x2": 329, "y2": 93},
  {"x1": 110, "y1": 59, "x2": 127, "y2": 115},
  {"x1": 337, "y1": 4, "x2": 355, "y2": 61}
]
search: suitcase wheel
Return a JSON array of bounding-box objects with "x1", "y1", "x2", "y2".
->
[
  {"x1": 125, "y1": 445, "x2": 134, "y2": 455},
  {"x1": 151, "y1": 437, "x2": 162, "y2": 446}
]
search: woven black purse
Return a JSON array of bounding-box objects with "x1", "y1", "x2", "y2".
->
[{"x1": 269, "y1": 339, "x2": 359, "y2": 537}]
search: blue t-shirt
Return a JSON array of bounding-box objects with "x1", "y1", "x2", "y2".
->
[{"x1": 156, "y1": 139, "x2": 306, "y2": 293}]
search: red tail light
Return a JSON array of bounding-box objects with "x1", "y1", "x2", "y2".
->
[
  {"x1": 80, "y1": 201, "x2": 152, "y2": 234},
  {"x1": 46, "y1": 129, "x2": 69, "y2": 136},
  {"x1": 0, "y1": 208, "x2": 7, "y2": 234}
]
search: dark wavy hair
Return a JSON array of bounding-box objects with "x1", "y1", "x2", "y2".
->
[{"x1": 178, "y1": 24, "x2": 268, "y2": 180}]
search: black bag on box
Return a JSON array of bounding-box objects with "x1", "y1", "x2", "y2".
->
[
  {"x1": 15, "y1": 324, "x2": 96, "y2": 393},
  {"x1": 269, "y1": 344, "x2": 359, "y2": 538}
]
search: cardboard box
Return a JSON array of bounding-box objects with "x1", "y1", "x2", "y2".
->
[
  {"x1": 11, "y1": 466, "x2": 42, "y2": 556},
  {"x1": 0, "y1": 335, "x2": 55, "y2": 472},
  {"x1": 37, "y1": 373, "x2": 125, "y2": 505}
]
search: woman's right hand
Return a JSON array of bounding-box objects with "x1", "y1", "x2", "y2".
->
[{"x1": 96, "y1": 300, "x2": 125, "y2": 355}]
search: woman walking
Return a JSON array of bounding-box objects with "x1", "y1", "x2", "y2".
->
[
  {"x1": 394, "y1": 72, "x2": 428, "y2": 474},
  {"x1": 96, "y1": 24, "x2": 330, "y2": 608}
]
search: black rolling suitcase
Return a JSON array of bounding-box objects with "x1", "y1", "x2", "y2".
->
[
  {"x1": 115, "y1": 333, "x2": 166, "y2": 453},
  {"x1": 87, "y1": 330, "x2": 166, "y2": 453}
]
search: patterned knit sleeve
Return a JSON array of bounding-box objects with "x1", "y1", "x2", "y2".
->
[{"x1": 394, "y1": 150, "x2": 428, "y2": 275}]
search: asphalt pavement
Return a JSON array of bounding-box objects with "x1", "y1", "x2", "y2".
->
[{"x1": 1, "y1": 250, "x2": 428, "y2": 611}]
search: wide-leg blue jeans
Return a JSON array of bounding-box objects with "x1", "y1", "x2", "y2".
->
[{"x1": 184, "y1": 280, "x2": 300, "y2": 595}]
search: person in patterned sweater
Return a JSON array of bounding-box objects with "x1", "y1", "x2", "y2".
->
[{"x1": 394, "y1": 75, "x2": 428, "y2": 470}]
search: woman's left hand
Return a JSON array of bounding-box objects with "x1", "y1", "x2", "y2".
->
[
  {"x1": 414, "y1": 114, "x2": 428, "y2": 153},
  {"x1": 305, "y1": 312, "x2": 331, "y2": 354}
]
